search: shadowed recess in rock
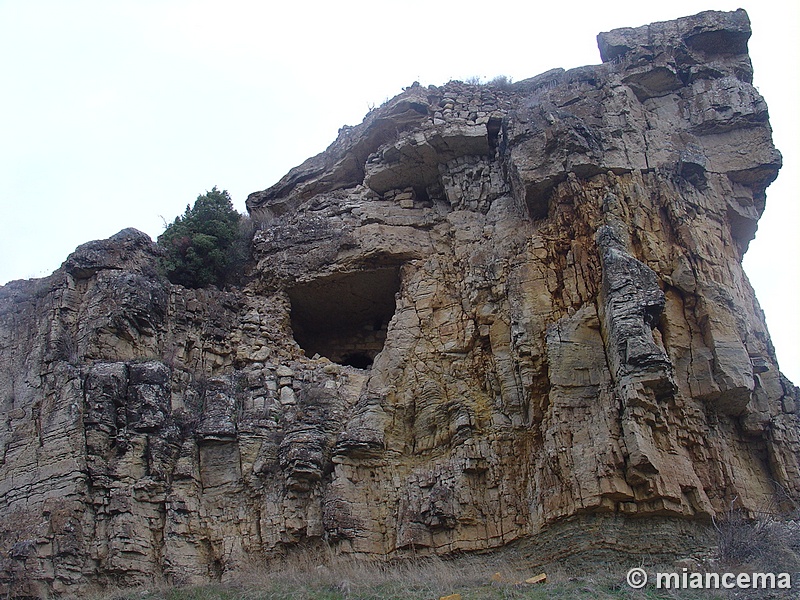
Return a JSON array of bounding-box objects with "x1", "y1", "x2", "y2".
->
[{"x1": 287, "y1": 267, "x2": 401, "y2": 367}]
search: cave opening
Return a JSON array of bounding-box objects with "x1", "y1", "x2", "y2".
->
[
  {"x1": 487, "y1": 116, "x2": 502, "y2": 150},
  {"x1": 288, "y1": 267, "x2": 401, "y2": 368}
]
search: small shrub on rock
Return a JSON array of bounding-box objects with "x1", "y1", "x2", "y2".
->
[{"x1": 157, "y1": 187, "x2": 249, "y2": 289}]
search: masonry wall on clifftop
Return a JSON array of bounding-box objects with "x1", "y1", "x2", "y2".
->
[{"x1": 0, "y1": 9, "x2": 798, "y2": 597}]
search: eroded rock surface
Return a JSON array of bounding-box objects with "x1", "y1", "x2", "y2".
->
[{"x1": 1, "y1": 9, "x2": 798, "y2": 597}]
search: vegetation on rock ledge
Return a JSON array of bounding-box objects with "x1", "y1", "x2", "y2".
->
[{"x1": 157, "y1": 187, "x2": 250, "y2": 289}]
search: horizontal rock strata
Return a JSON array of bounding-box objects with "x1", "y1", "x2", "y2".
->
[{"x1": 1, "y1": 9, "x2": 798, "y2": 597}]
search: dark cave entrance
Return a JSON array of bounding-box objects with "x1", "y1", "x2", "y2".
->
[{"x1": 288, "y1": 267, "x2": 401, "y2": 369}]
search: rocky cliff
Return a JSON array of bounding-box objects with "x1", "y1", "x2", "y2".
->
[{"x1": 1, "y1": 9, "x2": 798, "y2": 597}]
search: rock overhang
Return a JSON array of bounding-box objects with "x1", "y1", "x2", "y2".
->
[{"x1": 248, "y1": 8, "x2": 779, "y2": 245}]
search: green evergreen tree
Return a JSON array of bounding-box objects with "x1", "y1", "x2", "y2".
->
[{"x1": 157, "y1": 187, "x2": 244, "y2": 288}]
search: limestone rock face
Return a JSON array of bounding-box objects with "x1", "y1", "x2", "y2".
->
[{"x1": 1, "y1": 9, "x2": 799, "y2": 596}]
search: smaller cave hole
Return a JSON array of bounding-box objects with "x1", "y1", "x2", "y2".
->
[
  {"x1": 487, "y1": 116, "x2": 503, "y2": 150},
  {"x1": 413, "y1": 186, "x2": 430, "y2": 204},
  {"x1": 288, "y1": 267, "x2": 401, "y2": 369},
  {"x1": 340, "y1": 352, "x2": 374, "y2": 370}
]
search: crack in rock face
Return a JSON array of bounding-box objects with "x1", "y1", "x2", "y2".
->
[{"x1": 1, "y1": 8, "x2": 799, "y2": 597}]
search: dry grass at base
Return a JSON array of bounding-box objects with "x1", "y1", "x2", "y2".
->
[
  {"x1": 82, "y1": 550, "x2": 800, "y2": 600},
  {"x1": 715, "y1": 510, "x2": 800, "y2": 570},
  {"x1": 72, "y1": 509, "x2": 800, "y2": 600}
]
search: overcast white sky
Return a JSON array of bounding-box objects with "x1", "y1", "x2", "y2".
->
[{"x1": 0, "y1": 0, "x2": 797, "y2": 383}]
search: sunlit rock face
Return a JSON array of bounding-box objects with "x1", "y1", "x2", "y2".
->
[{"x1": 1, "y1": 9, "x2": 798, "y2": 596}]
